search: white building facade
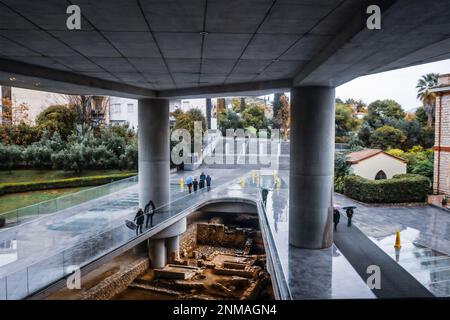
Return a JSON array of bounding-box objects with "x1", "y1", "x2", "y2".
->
[
  {"x1": 347, "y1": 149, "x2": 407, "y2": 180},
  {"x1": 109, "y1": 97, "x2": 217, "y2": 130}
]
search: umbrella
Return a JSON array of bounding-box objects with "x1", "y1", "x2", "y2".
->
[
  {"x1": 333, "y1": 204, "x2": 342, "y2": 210},
  {"x1": 185, "y1": 176, "x2": 193, "y2": 184}
]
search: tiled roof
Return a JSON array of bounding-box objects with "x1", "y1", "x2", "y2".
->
[{"x1": 346, "y1": 149, "x2": 407, "y2": 164}]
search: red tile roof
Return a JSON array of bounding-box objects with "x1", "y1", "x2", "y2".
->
[{"x1": 346, "y1": 149, "x2": 406, "y2": 164}]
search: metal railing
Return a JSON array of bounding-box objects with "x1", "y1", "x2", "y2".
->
[
  {"x1": 0, "y1": 175, "x2": 237, "y2": 300},
  {"x1": 0, "y1": 176, "x2": 138, "y2": 228},
  {"x1": 0, "y1": 172, "x2": 292, "y2": 300}
]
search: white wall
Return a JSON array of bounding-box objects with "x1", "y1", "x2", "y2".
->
[
  {"x1": 110, "y1": 97, "x2": 210, "y2": 131},
  {"x1": 109, "y1": 96, "x2": 138, "y2": 129},
  {"x1": 349, "y1": 153, "x2": 407, "y2": 180},
  {"x1": 3, "y1": 87, "x2": 63, "y2": 124}
]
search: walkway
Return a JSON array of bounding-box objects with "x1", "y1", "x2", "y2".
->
[
  {"x1": 335, "y1": 193, "x2": 450, "y2": 297},
  {"x1": 0, "y1": 168, "x2": 248, "y2": 299},
  {"x1": 333, "y1": 217, "x2": 433, "y2": 298}
]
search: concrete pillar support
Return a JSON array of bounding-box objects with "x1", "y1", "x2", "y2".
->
[
  {"x1": 289, "y1": 86, "x2": 335, "y2": 249},
  {"x1": 138, "y1": 98, "x2": 170, "y2": 209},
  {"x1": 148, "y1": 238, "x2": 166, "y2": 269},
  {"x1": 166, "y1": 235, "x2": 180, "y2": 263}
]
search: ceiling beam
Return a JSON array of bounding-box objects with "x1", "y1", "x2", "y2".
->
[
  {"x1": 0, "y1": 58, "x2": 155, "y2": 98},
  {"x1": 156, "y1": 79, "x2": 292, "y2": 99},
  {"x1": 293, "y1": 0, "x2": 397, "y2": 87}
]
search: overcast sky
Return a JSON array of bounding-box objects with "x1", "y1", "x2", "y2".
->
[{"x1": 336, "y1": 59, "x2": 450, "y2": 111}]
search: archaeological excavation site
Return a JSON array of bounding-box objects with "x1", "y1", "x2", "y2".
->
[{"x1": 45, "y1": 201, "x2": 275, "y2": 300}]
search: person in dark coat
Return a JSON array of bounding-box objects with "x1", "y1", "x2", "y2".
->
[
  {"x1": 193, "y1": 178, "x2": 199, "y2": 192},
  {"x1": 199, "y1": 172, "x2": 206, "y2": 189},
  {"x1": 345, "y1": 207, "x2": 354, "y2": 227},
  {"x1": 333, "y1": 209, "x2": 340, "y2": 232},
  {"x1": 206, "y1": 175, "x2": 212, "y2": 191},
  {"x1": 134, "y1": 208, "x2": 145, "y2": 235},
  {"x1": 144, "y1": 200, "x2": 156, "y2": 228},
  {"x1": 261, "y1": 188, "x2": 269, "y2": 207}
]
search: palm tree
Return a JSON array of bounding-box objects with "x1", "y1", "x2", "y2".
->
[{"x1": 416, "y1": 73, "x2": 439, "y2": 128}]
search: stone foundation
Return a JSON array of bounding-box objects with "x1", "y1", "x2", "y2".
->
[{"x1": 80, "y1": 257, "x2": 149, "y2": 300}]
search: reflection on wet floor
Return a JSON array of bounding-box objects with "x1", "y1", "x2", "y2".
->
[{"x1": 372, "y1": 227, "x2": 450, "y2": 297}]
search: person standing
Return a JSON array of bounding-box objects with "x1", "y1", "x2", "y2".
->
[
  {"x1": 193, "y1": 178, "x2": 198, "y2": 192},
  {"x1": 345, "y1": 207, "x2": 354, "y2": 227},
  {"x1": 144, "y1": 200, "x2": 156, "y2": 228},
  {"x1": 333, "y1": 209, "x2": 340, "y2": 232},
  {"x1": 206, "y1": 175, "x2": 212, "y2": 191},
  {"x1": 134, "y1": 208, "x2": 145, "y2": 235},
  {"x1": 199, "y1": 172, "x2": 206, "y2": 189},
  {"x1": 261, "y1": 188, "x2": 269, "y2": 207}
]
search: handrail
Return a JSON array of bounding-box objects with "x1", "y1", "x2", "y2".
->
[{"x1": 0, "y1": 175, "x2": 239, "y2": 299}]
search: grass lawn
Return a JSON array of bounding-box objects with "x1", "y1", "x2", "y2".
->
[
  {"x1": 0, "y1": 169, "x2": 136, "y2": 184},
  {"x1": 0, "y1": 187, "x2": 92, "y2": 215}
]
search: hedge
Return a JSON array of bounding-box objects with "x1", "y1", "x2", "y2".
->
[
  {"x1": 344, "y1": 173, "x2": 430, "y2": 203},
  {"x1": 0, "y1": 173, "x2": 136, "y2": 196}
]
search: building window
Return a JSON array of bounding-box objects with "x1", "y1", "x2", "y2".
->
[
  {"x1": 111, "y1": 104, "x2": 121, "y2": 114},
  {"x1": 375, "y1": 170, "x2": 387, "y2": 180},
  {"x1": 127, "y1": 104, "x2": 134, "y2": 113}
]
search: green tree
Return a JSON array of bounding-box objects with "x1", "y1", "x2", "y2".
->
[
  {"x1": 239, "y1": 97, "x2": 246, "y2": 113},
  {"x1": 242, "y1": 105, "x2": 269, "y2": 131},
  {"x1": 365, "y1": 99, "x2": 406, "y2": 129},
  {"x1": 335, "y1": 103, "x2": 358, "y2": 139},
  {"x1": 173, "y1": 108, "x2": 207, "y2": 138},
  {"x1": 218, "y1": 109, "x2": 243, "y2": 134},
  {"x1": 370, "y1": 125, "x2": 406, "y2": 149},
  {"x1": 36, "y1": 105, "x2": 77, "y2": 140},
  {"x1": 416, "y1": 73, "x2": 439, "y2": 128},
  {"x1": 272, "y1": 93, "x2": 284, "y2": 128},
  {"x1": 415, "y1": 106, "x2": 429, "y2": 127}
]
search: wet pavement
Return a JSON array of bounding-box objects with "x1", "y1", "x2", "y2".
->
[
  {"x1": 335, "y1": 193, "x2": 450, "y2": 297},
  {"x1": 5, "y1": 167, "x2": 443, "y2": 300}
]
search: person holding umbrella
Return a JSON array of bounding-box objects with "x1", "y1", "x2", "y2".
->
[
  {"x1": 185, "y1": 176, "x2": 193, "y2": 194},
  {"x1": 343, "y1": 206, "x2": 356, "y2": 227}
]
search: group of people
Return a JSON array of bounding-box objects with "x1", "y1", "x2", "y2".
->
[
  {"x1": 131, "y1": 172, "x2": 213, "y2": 236},
  {"x1": 333, "y1": 206, "x2": 355, "y2": 232},
  {"x1": 185, "y1": 172, "x2": 212, "y2": 194},
  {"x1": 133, "y1": 199, "x2": 156, "y2": 235}
]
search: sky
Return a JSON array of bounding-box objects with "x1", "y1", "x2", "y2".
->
[{"x1": 336, "y1": 59, "x2": 450, "y2": 111}]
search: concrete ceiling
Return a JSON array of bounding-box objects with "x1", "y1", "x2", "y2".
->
[{"x1": 0, "y1": 0, "x2": 450, "y2": 98}]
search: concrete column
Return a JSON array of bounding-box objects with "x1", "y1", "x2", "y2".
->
[
  {"x1": 166, "y1": 235, "x2": 180, "y2": 263},
  {"x1": 138, "y1": 99, "x2": 170, "y2": 208},
  {"x1": 289, "y1": 86, "x2": 335, "y2": 249},
  {"x1": 148, "y1": 238, "x2": 166, "y2": 269}
]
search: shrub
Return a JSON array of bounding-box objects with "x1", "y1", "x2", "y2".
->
[
  {"x1": 22, "y1": 144, "x2": 53, "y2": 168},
  {"x1": 344, "y1": 173, "x2": 430, "y2": 203},
  {"x1": 0, "y1": 144, "x2": 23, "y2": 170},
  {"x1": 119, "y1": 144, "x2": 138, "y2": 170},
  {"x1": 0, "y1": 173, "x2": 136, "y2": 196},
  {"x1": 52, "y1": 143, "x2": 84, "y2": 172}
]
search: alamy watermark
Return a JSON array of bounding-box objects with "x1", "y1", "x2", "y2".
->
[
  {"x1": 366, "y1": 265, "x2": 381, "y2": 289},
  {"x1": 66, "y1": 265, "x2": 81, "y2": 290},
  {"x1": 66, "y1": 4, "x2": 382, "y2": 31},
  {"x1": 171, "y1": 122, "x2": 281, "y2": 169}
]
